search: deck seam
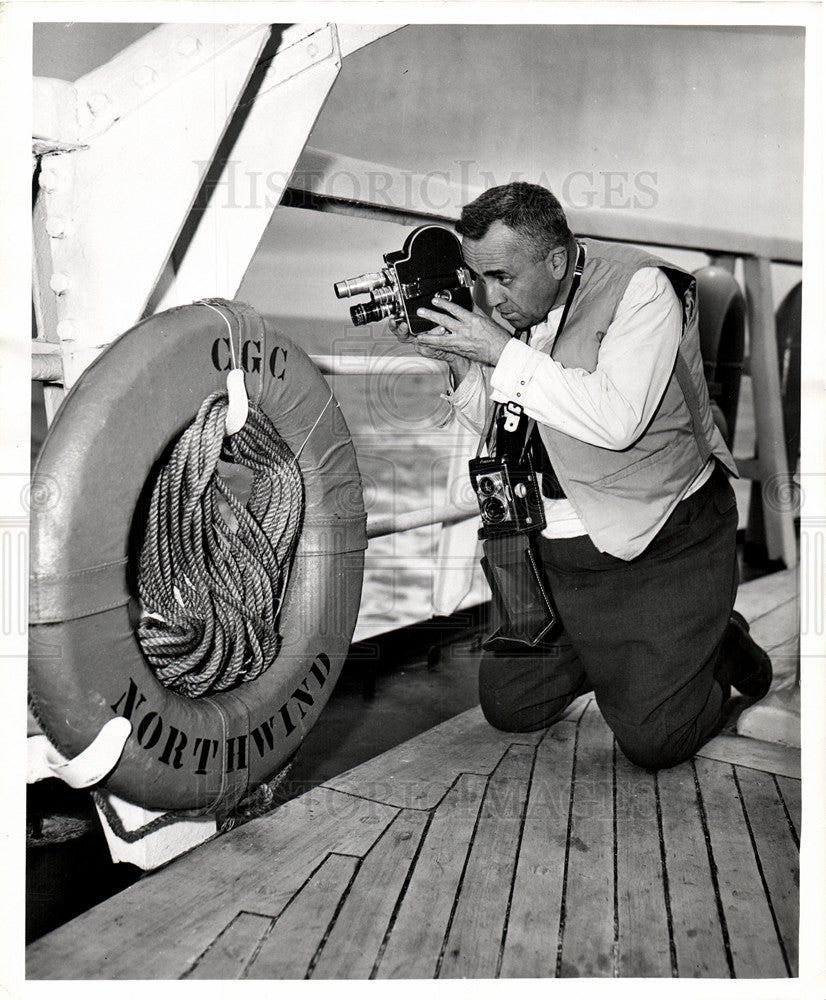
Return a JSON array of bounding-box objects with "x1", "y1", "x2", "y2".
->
[
  {"x1": 434, "y1": 769, "x2": 494, "y2": 977},
  {"x1": 238, "y1": 849, "x2": 336, "y2": 979},
  {"x1": 494, "y1": 739, "x2": 540, "y2": 978},
  {"x1": 554, "y1": 707, "x2": 583, "y2": 978},
  {"x1": 304, "y1": 854, "x2": 364, "y2": 979},
  {"x1": 695, "y1": 739, "x2": 800, "y2": 779},
  {"x1": 238, "y1": 916, "x2": 278, "y2": 980},
  {"x1": 653, "y1": 771, "x2": 679, "y2": 978},
  {"x1": 772, "y1": 774, "x2": 801, "y2": 849},
  {"x1": 181, "y1": 910, "x2": 274, "y2": 980},
  {"x1": 611, "y1": 738, "x2": 619, "y2": 978},
  {"x1": 692, "y1": 759, "x2": 735, "y2": 978},
  {"x1": 732, "y1": 767, "x2": 792, "y2": 977},
  {"x1": 316, "y1": 784, "x2": 408, "y2": 809},
  {"x1": 368, "y1": 782, "x2": 446, "y2": 978}
]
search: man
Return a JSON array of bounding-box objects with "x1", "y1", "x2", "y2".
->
[{"x1": 393, "y1": 182, "x2": 771, "y2": 770}]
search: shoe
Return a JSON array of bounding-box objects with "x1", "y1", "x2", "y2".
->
[{"x1": 725, "y1": 610, "x2": 773, "y2": 699}]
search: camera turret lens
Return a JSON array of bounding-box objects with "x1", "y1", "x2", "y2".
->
[{"x1": 350, "y1": 301, "x2": 395, "y2": 326}]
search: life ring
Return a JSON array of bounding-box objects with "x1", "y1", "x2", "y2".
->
[
  {"x1": 29, "y1": 300, "x2": 367, "y2": 813},
  {"x1": 693, "y1": 265, "x2": 746, "y2": 449},
  {"x1": 775, "y1": 281, "x2": 801, "y2": 470}
]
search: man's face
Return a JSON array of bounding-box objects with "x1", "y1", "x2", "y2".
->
[{"x1": 461, "y1": 220, "x2": 567, "y2": 331}]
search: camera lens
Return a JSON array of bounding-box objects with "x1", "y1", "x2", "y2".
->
[
  {"x1": 477, "y1": 475, "x2": 498, "y2": 496},
  {"x1": 481, "y1": 496, "x2": 508, "y2": 523},
  {"x1": 334, "y1": 271, "x2": 389, "y2": 298},
  {"x1": 350, "y1": 302, "x2": 395, "y2": 326}
]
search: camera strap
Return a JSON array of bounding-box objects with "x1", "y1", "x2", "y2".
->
[{"x1": 477, "y1": 242, "x2": 586, "y2": 463}]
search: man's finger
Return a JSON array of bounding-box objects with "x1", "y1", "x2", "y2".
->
[
  {"x1": 427, "y1": 295, "x2": 473, "y2": 318},
  {"x1": 416, "y1": 307, "x2": 461, "y2": 331},
  {"x1": 416, "y1": 330, "x2": 461, "y2": 351}
]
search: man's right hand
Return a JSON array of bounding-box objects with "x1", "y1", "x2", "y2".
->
[{"x1": 388, "y1": 317, "x2": 470, "y2": 379}]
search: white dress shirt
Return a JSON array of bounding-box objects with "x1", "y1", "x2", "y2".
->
[{"x1": 447, "y1": 266, "x2": 713, "y2": 538}]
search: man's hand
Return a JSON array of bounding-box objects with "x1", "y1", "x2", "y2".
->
[
  {"x1": 415, "y1": 297, "x2": 511, "y2": 367},
  {"x1": 388, "y1": 315, "x2": 458, "y2": 364},
  {"x1": 388, "y1": 314, "x2": 472, "y2": 383}
]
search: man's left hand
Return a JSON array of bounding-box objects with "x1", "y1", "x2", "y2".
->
[{"x1": 416, "y1": 297, "x2": 512, "y2": 367}]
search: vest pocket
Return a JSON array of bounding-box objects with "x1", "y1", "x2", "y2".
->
[{"x1": 589, "y1": 440, "x2": 677, "y2": 489}]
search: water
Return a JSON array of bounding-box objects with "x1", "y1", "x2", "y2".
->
[{"x1": 289, "y1": 315, "x2": 488, "y2": 637}]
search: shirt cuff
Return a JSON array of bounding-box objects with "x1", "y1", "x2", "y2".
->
[
  {"x1": 442, "y1": 361, "x2": 484, "y2": 410},
  {"x1": 489, "y1": 337, "x2": 547, "y2": 403}
]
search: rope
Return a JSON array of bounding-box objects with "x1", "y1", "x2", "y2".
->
[
  {"x1": 136, "y1": 391, "x2": 304, "y2": 698},
  {"x1": 91, "y1": 758, "x2": 297, "y2": 840}
]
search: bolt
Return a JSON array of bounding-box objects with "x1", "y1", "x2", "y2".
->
[
  {"x1": 133, "y1": 65, "x2": 157, "y2": 88},
  {"x1": 307, "y1": 42, "x2": 319, "y2": 58},
  {"x1": 38, "y1": 169, "x2": 58, "y2": 193},
  {"x1": 178, "y1": 36, "x2": 202, "y2": 58},
  {"x1": 50, "y1": 273, "x2": 71, "y2": 294},
  {"x1": 86, "y1": 92, "x2": 110, "y2": 117},
  {"x1": 56, "y1": 320, "x2": 75, "y2": 340},
  {"x1": 45, "y1": 217, "x2": 68, "y2": 238}
]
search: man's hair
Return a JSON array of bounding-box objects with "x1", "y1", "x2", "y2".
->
[{"x1": 457, "y1": 182, "x2": 573, "y2": 260}]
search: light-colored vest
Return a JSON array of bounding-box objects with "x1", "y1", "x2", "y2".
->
[{"x1": 536, "y1": 238, "x2": 737, "y2": 560}]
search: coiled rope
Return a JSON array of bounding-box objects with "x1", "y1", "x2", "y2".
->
[{"x1": 136, "y1": 391, "x2": 304, "y2": 698}]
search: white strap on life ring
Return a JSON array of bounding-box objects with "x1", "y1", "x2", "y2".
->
[
  {"x1": 224, "y1": 367, "x2": 249, "y2": 436},
  {"x1": 27, "y1": 716, "x2": 132, "y2": 788},
  {"x1": 197, "y1": 300, "x2": 249, "y2": 435}
]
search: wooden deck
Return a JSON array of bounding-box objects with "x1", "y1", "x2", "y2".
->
[{"x1": 26, "y1": 570, "x2": 800, "y2": 980}]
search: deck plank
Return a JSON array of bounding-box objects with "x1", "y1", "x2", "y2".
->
[
  {"x1": 657, "y1": 762, "x2": 730, "y2": 977},
  {"x1": 374, "y1": 772, "x2": 488, "y2": 979},
  {"x1": 747, "y1": 597, "x2": 798, "y2": 655},
  {"x1": 26, "y1": 562, "x2": 799, "y2": 983},
  {"x1": 695, "y1": 734, "x2": 800, "y2": 779},
  {"x1": 775, "y1": 775, "x2": 801, "y2": 841},
  {"x1": 439, "y1": 744, "x2": 535, "y2": 978},
  {"x1": 26, "y1": 787, "x2": 397, "y2": 980},
  {"x1": 763, "y1": 635, "x2": 799, "y2": 687},
  {"x1": 310, "y1": 809, "x2": 429, "y2": 979},
  {"x1": 557, "y1": 701, "x2": 615, "y2": 978},
  {"x1": 324, "y1": 706, "x2": 542, "y2": 809},
  {"x1": 499, "y1": 722, "x2": 577, "y2": 978},
  {"x1": 614, "y1": 751, "x2": 672, "y2": 977},
  {"x1": 184, "y1": 911, "x2": 272, "y2": 980},
  {"x1": 734, "y1": 569, "x2": 797, "y2": 623},
  {"x1": 736, "y1": 767, "x2": 799, "y2": 973},
  {"x1": 694, "y1": 757, "x2": 788, "y2": 978},
  {"x1": 245, "y1": 853, "x2": 359, "y2": 979}
]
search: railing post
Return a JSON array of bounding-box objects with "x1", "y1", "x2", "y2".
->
[{"x1": 742, "y1": 256, "x2": 798, "y2": 568}]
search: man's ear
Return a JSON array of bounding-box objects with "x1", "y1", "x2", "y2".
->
[{"x1": 544, "y1": 245, "x2": 568, "y2": 280}]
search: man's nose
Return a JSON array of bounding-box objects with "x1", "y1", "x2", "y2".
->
[{"x1": 485, "y1": 280, "x2": 506, "y2": 307}]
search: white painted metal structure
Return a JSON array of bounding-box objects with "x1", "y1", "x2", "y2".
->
[{"x1": 30, "y1": 24, "x2": 802, "y2": 843}]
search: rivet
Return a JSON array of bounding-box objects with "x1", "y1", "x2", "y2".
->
[
  {"x1": 178, "y1": 36, "x2": 202, "y2": 58},
  {"x1": 38, "y1": 169, "x2": 58, "y2": 193},
  {"x1": 45, "y1": 217, "x2": 68, "y2": 238},
  {"x1": 86, "y1": 92, "x2": 110, "y2": 116},
  {"x1": 307, "y1": 43, "x2": 319, "y2": 58},
  {"x1": 133, "y1": 65, "x2": 157, "y2": 88},
  {"x1": 56, "y1": 320, "x2": 75, "y2": 340},
  {"x1": 50, "y1": 273, "x2": 71, "y2": 294}
]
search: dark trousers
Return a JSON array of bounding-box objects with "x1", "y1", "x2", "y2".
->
[{"x1": 479, "y1": 465, "x2": 739, "y2": 770}]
